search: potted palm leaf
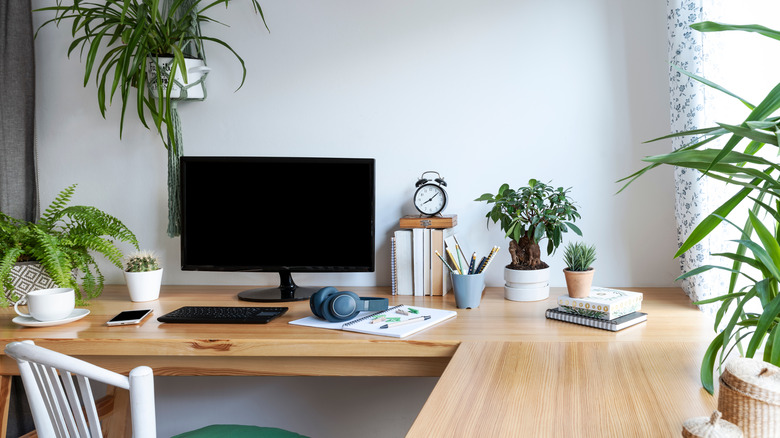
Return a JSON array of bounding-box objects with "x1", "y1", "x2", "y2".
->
[
  {"x1": 0, "y1": 184, "x2": 139, "y2": 305},
  {"x1": 621, "y1": 22, "x2": 780, "y2": 394},
  {"x1": 476, "y1": 179, "x2": 582, "y2": 301},
  {"x1": 35, "y1": 0, "x2": 268, "y2": 236}
]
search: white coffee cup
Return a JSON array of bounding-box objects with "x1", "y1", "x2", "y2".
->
[{"x1": 14, "y1": 288, "x2": 75, "y2": 322}]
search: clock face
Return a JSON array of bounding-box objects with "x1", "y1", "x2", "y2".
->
[{"x1": 414, "y1": 184, "x2": 447, "y2": 216}]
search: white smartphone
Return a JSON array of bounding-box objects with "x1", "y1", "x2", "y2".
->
[{"x1": 106, "y1": 309, "x2": 153, "y2": 326}]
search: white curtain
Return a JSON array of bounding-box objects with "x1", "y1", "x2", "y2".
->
[{"x1": 667, "y1": 0, "x2": 780, "y2": 312}]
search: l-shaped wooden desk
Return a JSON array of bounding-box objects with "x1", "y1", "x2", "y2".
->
[{"x1": 0, "y1": 286, "x2": 716, "y2": 437}]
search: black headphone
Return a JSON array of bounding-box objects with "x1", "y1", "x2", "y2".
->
[
  {"x1": 415, "y1": 171, "x2": 447, "y2": 188},
  {"x1": 310, "y1": 287, "x2": 389, "y2": 322}
]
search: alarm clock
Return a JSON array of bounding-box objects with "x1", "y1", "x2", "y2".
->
[{"x1": 413, "y1": 171, "x2": 448, "y2": 216}]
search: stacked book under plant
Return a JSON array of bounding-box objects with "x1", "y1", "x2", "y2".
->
[{"x1": 545, "y1": 287, "x2": 647, "y2": 331}]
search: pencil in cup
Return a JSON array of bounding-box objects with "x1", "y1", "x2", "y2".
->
[
  {"x1": 435, "y1": 250, "x2": 457, "y2": 274},
  {"x1": 477, "y1": 246, "x2": 499, "y2": 274},
  {"x1": 445, "y1": 247, "x2": 463, "y2": 274}
]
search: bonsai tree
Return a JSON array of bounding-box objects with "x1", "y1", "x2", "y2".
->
[
  {"x1": 0, "y1": 184, "x2": 139, "y2": 304},
  {"x1": 476, "y1": 179, "x2": 581, "y2": 270}
]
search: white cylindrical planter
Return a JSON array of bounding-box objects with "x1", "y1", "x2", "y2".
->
[
  {"x1": 504, "y1": 266, "x2": 550, "y2": 301},
  {"x1": 124, "y1": 269, "x2": 163, "y2": 302}
]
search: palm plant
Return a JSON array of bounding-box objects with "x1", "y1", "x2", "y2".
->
[
  {"x1": 0, "y1": 184, "x2": 139, "y2": 303},
  {"x1": 620, "y1": 22, "x2": 780, "y2": 393}
]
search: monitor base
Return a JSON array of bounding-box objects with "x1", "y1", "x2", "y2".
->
[{"x1": 238, "y1": 286, "x2": 320, "y2": 302}]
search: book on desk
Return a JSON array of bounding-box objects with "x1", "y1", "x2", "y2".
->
[
  {"x1": 546, "y1": 288, "x2": 647, "y2": 331},
  {"x1": 392, "y1": 228, "x2": 455, "y2": 296}
]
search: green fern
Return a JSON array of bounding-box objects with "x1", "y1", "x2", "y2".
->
[
  {"x1": 0, "y1": 184, "x2": 139, "y2": 304},
  {"x1": 39, "y1": 183, "x2": 77, "y2": 227}
]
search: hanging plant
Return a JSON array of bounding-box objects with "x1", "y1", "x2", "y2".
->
[{"x1": 35, "y1": 0, "x2": 268, "y2": 236}]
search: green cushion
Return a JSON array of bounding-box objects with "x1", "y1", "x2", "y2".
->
[{"x1": 172, "y1": 424, "x2": 309, "y2": 438}]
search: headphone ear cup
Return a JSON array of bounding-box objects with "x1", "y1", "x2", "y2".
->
[
  {"x1": 310, "y1": 287, "x2": 339, "y2": 319},
  {"x1": 321, "y1": 291, "x2": 360, "y2": 322}
]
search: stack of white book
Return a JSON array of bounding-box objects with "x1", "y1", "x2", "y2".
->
[
  {"x1": 545, "y1": 287, "x2": 647, "y2": 331},
  {"x1": 391, "y1": 228, "x2": 456, "y2": 296}
]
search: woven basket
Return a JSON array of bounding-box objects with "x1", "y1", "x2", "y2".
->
[
  {"x1": 682, "y1": 411, "x2": 742, "y2": 438},
  {"x1": 717, "y1": 358, "x2": 780, "y2": 438}
]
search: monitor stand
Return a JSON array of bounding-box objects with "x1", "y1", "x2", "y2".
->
[{"x1": 237, "y1": 271, "x2": 320, "y2": 302}]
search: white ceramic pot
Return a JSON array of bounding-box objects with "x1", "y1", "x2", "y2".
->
[
  {"x1": 146, "y1": 57, "x2": 210, "y2": 100},
  {"x1": 124, "y1": 269, "x2": 163, "y2": 302},
  {"x1": 504, "y1": 266, "x2": 550, "y2": 301}
]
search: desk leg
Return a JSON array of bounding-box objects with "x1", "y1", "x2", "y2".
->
[
  {"x1": 105, "y1": 388, "x2": 132, "y2": 438},
  {"x1": 0, "y1": 375, "x2": 11, "y2": 438}
]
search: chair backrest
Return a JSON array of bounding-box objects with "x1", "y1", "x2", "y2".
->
[{"x1": 4, "y1": 341, "x2": 156, "y2": 438}]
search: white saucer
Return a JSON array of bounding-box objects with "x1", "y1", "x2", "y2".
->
[{"x1": 13, "y1": 309, "x2": 90, "y2": 327}]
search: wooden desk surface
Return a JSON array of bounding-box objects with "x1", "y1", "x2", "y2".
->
[{"x1": 0, "y1": 285, "x2": 717, "y2": 437}]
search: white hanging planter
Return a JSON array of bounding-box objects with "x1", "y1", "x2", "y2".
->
[
  {"x1": 504, "y1": 266, "x2": 550, "y2": 301},
  {"x1": 124, "y1": 269, "x2": 163, "y2": 302},
  {"x1": 146, "y1": 57, "x2": 210, "y2": 100}
]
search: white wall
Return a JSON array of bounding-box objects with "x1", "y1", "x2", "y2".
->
[
  {"x1": 31, "y1": 0, "x2": 674, "y2": 436},
  {"x1": 32, "y1": 0, "x2": 677, "y2": 290}
]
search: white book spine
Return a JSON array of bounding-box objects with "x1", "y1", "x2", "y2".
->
[
  {"x1": 393, "y1": 230, "x2": 413, "y2": 295},
  {"x1": 412, "y1": 228, "x2": 424, "y2": 296}
]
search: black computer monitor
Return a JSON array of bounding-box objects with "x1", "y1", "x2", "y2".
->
[{"x1": 180, "y1": 156, "x2": 375, "y2": 302}]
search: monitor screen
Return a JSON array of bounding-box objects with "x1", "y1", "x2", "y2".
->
[{"x1": 180, "y1": 156, "x2": 375, "y2": 302}]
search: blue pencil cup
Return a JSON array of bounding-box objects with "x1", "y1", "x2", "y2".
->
[{"x1": 451, "y1": 272, "x2": 485, "y2": 309}]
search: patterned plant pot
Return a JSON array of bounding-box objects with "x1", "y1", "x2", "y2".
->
[{"x1": 6, "y1": 261, "x2": 58, "y2": 304}]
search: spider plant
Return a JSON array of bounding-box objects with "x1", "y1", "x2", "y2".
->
[
  {"x1": 620, "y1": 21, "x2": 780, "y2": 393},
  {"x1": 35, "y1": 0, "x2": 267, "y2": 154}
]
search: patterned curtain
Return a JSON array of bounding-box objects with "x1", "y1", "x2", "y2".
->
[{"x1": 667, "y1": 0, "x2": 733, "y2": 313}]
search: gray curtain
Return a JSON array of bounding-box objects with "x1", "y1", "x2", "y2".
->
[
  {"x1": 0, "y1": 4, "x2": 37, "y2": 437},
  {"x1": 0, "y1": 0, "x2": 38, "y2": 222}
]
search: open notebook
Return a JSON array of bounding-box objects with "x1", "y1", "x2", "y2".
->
[{"x1": 289, "y1": 304, "x2": 457, "y2": 338}]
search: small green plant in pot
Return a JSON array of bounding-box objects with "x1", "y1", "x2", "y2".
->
[
  {"x1": 562, "y1": 242, "x2": 596, "y2": 298},
  {"x1": 0, "y1": 184, "x2": 138, "y2": 305},
  {"x1": 476, "y1": 179, "x2": 582, "y2": 301},
  {"x1": 124, "y1": 251, "x2": 163, "y2": 302}
]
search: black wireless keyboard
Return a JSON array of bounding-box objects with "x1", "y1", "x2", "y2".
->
[{"x1": 157, "y1": 306, "x2": 288, "y2": 324}]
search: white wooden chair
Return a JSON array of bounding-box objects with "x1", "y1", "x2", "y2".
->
[
  {"x1": 5, "y1": 341, "x2": 308, "y2": 438},
  {"x1": 5, "y1": 340, "x2": 155, "y2": 438}
]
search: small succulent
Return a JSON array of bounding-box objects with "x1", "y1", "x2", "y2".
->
[
  {"x1": 563, "y1": 242, "x2": 596, "y2": 272},
  {"x1": 125, "y1": 251, "x2": 161, "y2": 273}
]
